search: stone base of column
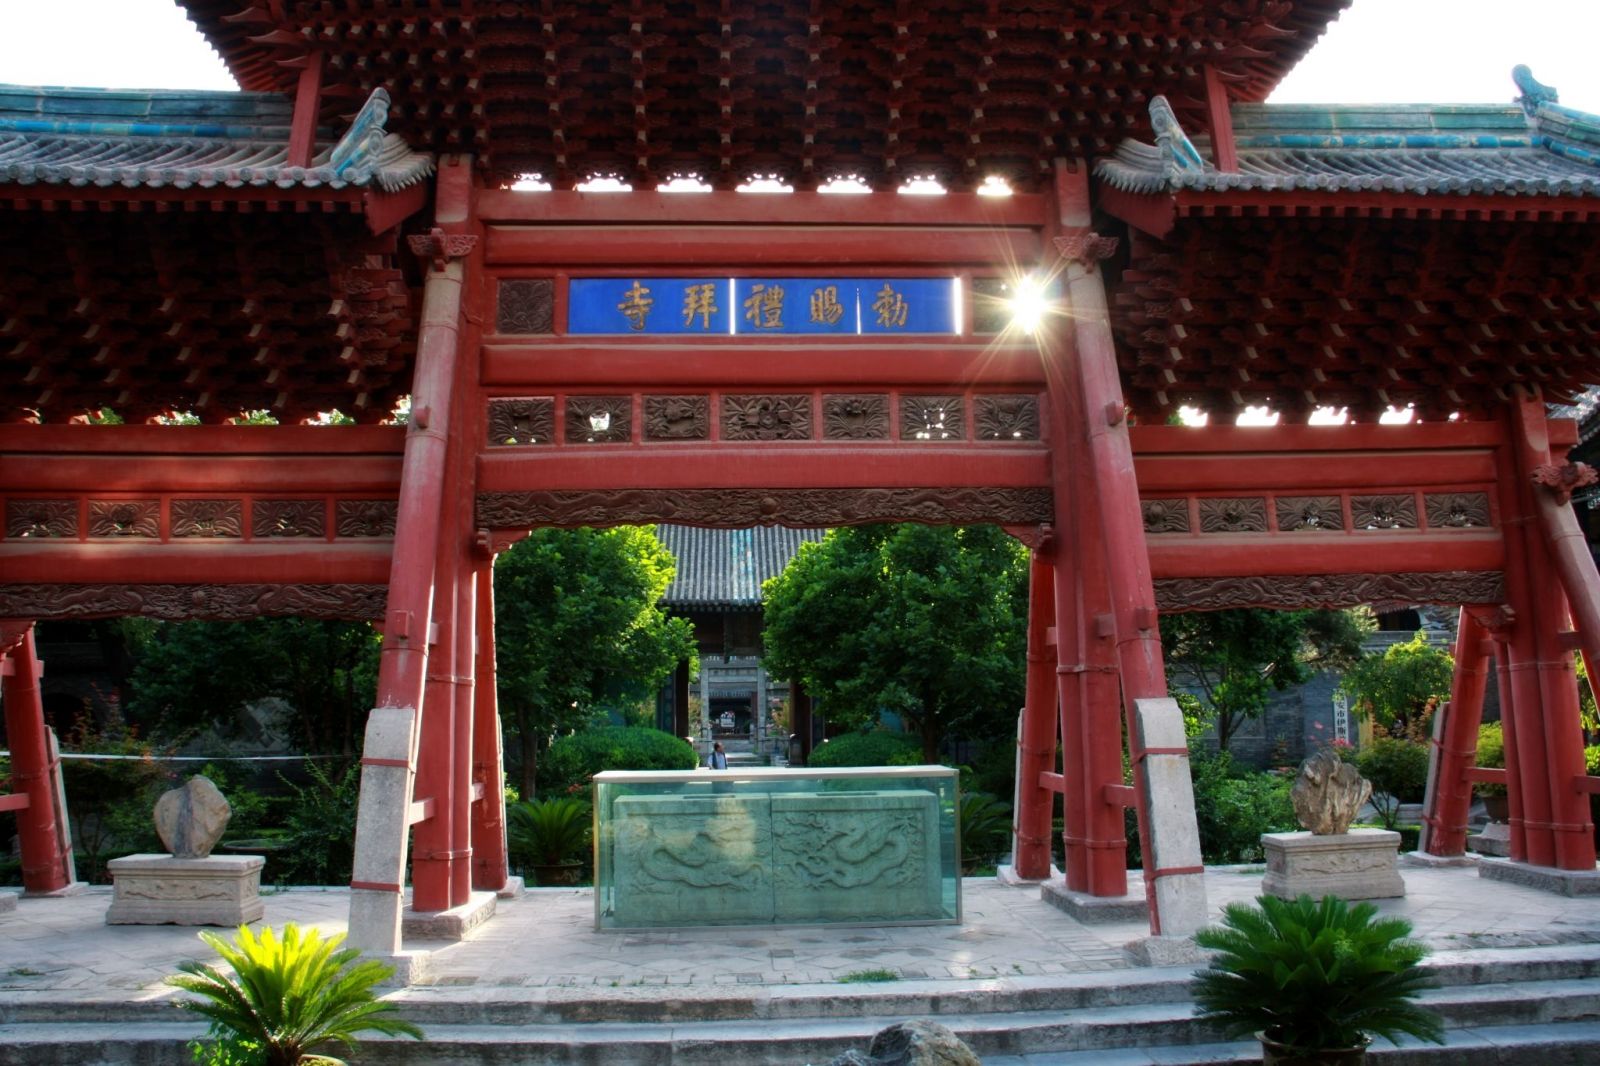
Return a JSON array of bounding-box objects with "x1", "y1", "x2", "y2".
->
[
  {"x1": 1468, "y1": 821, "x2": 1512, "y2": 857},
  {"x1": 22, "y1": 880, "x2": 88, "y2": 899},
  {"x1": 496, "y1": 875, "x2": 526, "y2": 900},
  {"x1": 1124, "y1": 934, "x2": 1211, "y2": 967},
  {"x1": 0, "y1": 892, "x2": 15, "y2": 915},
  {"x1": 369, "y1": 949, "x2": 432, "y2": 988},
  {"x1": 996, "y1": 863, "x2": 1061, "y2": 886},
  {"x1": 1261, "y1": 830, "x2": 1404, "y2": 902},
  {"x1": 1041, "y1": 874, "x2": 1149, "y2": 923},
  {"x1": 1400, "y1": 849, "x2": 1477, "y2": 869},
  {"x1": 106, "y1": 854, "x2": 264, "y2": 925},
  {"x1": 401, "y1": 888, "x2": 497, "y2": 940},
  {"x1": 1478, "y1": 857, "x2": 1600, "y2": 896}
]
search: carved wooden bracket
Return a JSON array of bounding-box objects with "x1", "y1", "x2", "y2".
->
[
  {"x1": 0, "y1": 620, "x2": 32, "y2": 656},
  {"x1": 407, "y1": 227, "x2": 479, "y2": 273},
  {"x1": 1054, "y1": 231, "x2": 1120, "y2": 269},
  {"x1": 1530, "y1": 461, "x2": 1598, "y2": 504}
]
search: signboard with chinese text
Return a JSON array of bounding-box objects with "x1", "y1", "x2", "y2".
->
[{"x1": 567, "y1": 277, "x2": 958, "y2": 335}]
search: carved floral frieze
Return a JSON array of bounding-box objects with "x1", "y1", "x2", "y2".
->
[
  {"x1": 1198, "y1": 497, "x2": 1268, "y2": 533},
  {"x1": 900, "y1": 395, "x2": 964, "y2": 441},
  {"x1": 89, "y1": 500, "x2": 159, "y2": 538},
  {"x1": 1141, "y1": 498, "x2": 1190, "y2": 534},
  {"x1": 171, "y1": 499, "x2": 242, "y2": 538},
  {"x1": 823, "y1": 394, "x2": 889, "y2": 440},
  {"x1": 252, "y1": 500, "x2": 326, "y2": 538},
  {"x1": 488, "y1": 397, "x2": 555, "y2": 446},
  {"x1": 5, "y1": 499, "x2": 77, "y2": 538},
  {"x1": 1352, "y1": 494, "x2": 1417, "y2": 530},
  {"x1": 0, "y1": 583, "x2": 387, "y2": 621},
  {"x1": 1155, "y1": 571, "x2": 1505, "y2": 612},
  {"x1": 644, "y1": 395, "x2": 710, "y2": 440},
  {"x1": 1275, "y1": 496, "x2": 1344, "y2": 532},
  {"x1": 974, "y1": 395, "x2": 1039, "y2": 440},
  {"x1": 723, "y1": 395, "x2": 812, "y2": 441},
  {"x1": 496, "y1": 278, "x2": 554, "y2": 334},
  {"x1": 566, "y1": 396, "x2": 632, "y2": 443},
  {"x1": 1425, "y1": 492, "x2": 1491, "y2": 528},
  {"x1": 336, "y1": 500, "x2": 398, "y2": 538}
]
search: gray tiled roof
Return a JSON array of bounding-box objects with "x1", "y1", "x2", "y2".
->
[
  {"x1": 658, "y1": 526, "x2": 826, "y2": 610},
  {"x1": 1096, "y1": 86, "x2": 1600, "y2": 199},
  {"x1": 0, "y1": 85, "x2": 432, "y2": 192}
]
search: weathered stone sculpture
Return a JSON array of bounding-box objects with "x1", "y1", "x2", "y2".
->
[
  {"x1": 153, "y1": 775, "x2": 232, "y2": 859},
  {"x1": 1291, "y1": 749, "x2": 1371, "y2": 836},
  {"x1": 826, "y1": 1021, "x2": 980, "y2": 1066}
]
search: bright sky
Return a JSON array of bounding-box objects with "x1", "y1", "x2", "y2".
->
[{"x1": 1, "y1": 0, "x2": 1598, "y2": 108}]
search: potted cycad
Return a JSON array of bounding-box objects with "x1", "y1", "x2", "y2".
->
[
  {"x1": 508, "y1": 795, "x2": 592, "y2": 885},
  {"x1": 1192, "y1": 894, "x2": 1443, "y2": 1065}
]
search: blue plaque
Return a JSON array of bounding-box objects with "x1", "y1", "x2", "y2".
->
[
  {"x1": 569, "y1": 277, "x2": 731, "y2": 335},
  {"x1": 732, "y1": 278, "x2": 858, "y2": 334},
  {"x1": 859, "y1": 278, "x2": 958, "y2": 334}
]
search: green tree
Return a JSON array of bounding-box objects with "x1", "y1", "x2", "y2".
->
[
  {"x1": 761, "y1": 524, "x2": 1028, "y2": 762},
  {"x1": 1161, "y1": 608, "x2": 1370, "y2": 751},
  {"x1": 1338, "y1": 630, "x2": 1454, "y2": 736},
  {"x1": 493, "y1": 526, "x2": 696, "y2": 796},
  {"x1": 125, "y1": 619, "x2": 380, "y2": 755}
]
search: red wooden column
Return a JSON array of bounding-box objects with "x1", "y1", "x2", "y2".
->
[
  {"x1": 412, "y1": 532, "x2": 460, "y2": 912},
  {"x1": 1485, "y1": 613, "x2": 1530, "y2": 862},
  {"x1": 347, "y1": 159, "x2": 478, "y2": 954},
  {"x1": 449, "y1": 553, "x2": 477, "y2": 905},
  {"x1": 471, "y1": 559, "x2": 510, "y2": 892},
  {"x1": 0, "y1": 625, "x2": 72, "y2": 894},
  {"x1": 1012, "y1": 547, "x2": 1059, "y2": 879},
  {"x1": 1509, "y1": 398, "x2": 1597, "y2": 870},
  {"x1": 1423, "y1": 608, "x2": 1493, "y2": 856}
]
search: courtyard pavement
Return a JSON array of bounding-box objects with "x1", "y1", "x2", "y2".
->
[{"x1": 1, "y1": 860, "x2": 1599, "y2": 1005}]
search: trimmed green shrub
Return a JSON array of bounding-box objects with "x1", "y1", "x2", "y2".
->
[
  {"x1": 1476, "y1": 722, "x2": 1507, "y2": 798},
  {"x1": 1189, "y1": 754, "x2": 1298, "y2": 865},
  {"x1": 958, "y1": 791, "x2": 1012, "y2": 868},
  {"x1": 540, "y1": 726, "x2": 696, "y2": 797},
  {"x1": 806, "y1": 730, "x2": 922, "y2": 768},
  {"x1": 1356, "y1": 737, "x2": 1429, "y2": 829}
]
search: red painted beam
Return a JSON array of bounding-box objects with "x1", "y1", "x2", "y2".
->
[
  {"x1": 0, "y1": 457, "x2": 401, "y2": 494},
  {"x1": 481, "y1": 344, "x2": 1048, "y2": 389},
  {"x1": 476, "y1": 189, "x2": 1048, "y2": 228},
  {"x1": 1572, "y1": 775, "x2": 1600, "y2": 795},
  {"x1": 1130, "y1": 422, "x2": 1507, "y2": 453},
  {"x1": 477, "y1": 446, "x2": 1050, "y2": 492},
  {"x1": 1133, "y1": 453, "x2": 1496, "y2": 493},
  {"x1": 485, "y1": 225, "x2": 1040, "y2": 267},
  {"x1": 0, "y1": 426, "x2": 405, "y2": 456},
  {"x1": 0, "y1": 793, "x2": 30, "y2": 813},
  {"x1": 1147, "y1": 533, "x2": 1502, "y2": 579},
  {"x1": 1466, "y1": 767, "x2": 1510, "y2": 784},
  {"x1": 0, "y1": 542, "x2": 392, "y2": 584},
  {"x1": 1038, "y1": 771, "x2": 1067, "y2": 794}
]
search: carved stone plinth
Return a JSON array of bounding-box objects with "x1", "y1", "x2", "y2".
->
[
  {"x1": 0, "y1": 891, "x2": 16, "y2": 915},
  {"x1": 105, "y1": 854, "x2": 264, "y2": 926},
  {"x1": 1261, "y1": 830, "x2": 1405, "y2": 902},
  {"x1": 1468, "y1": 821, "x2": 1512, "y2": 857}
]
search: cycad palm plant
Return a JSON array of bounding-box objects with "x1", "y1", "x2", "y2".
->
[
  {"x1": 168, "y1": 923, "x2": 422, "y2": 1065},
  {"x1": 1192, "y1": 894, "x2": 1443, "y2": 1062}
]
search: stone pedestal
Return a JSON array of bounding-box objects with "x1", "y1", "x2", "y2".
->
[
  {"x1": 0, "y1": 891, "x2": 16, "y2": 915},
  {"x1": 106, "y1": 854, "x2": 264, "y2": 926},
  {"x1": 1469, "y1": 821, "x2": 1512, "y2": 857},
  {"x1": 1261, "y1": 829, "x2": 1405, "y2": 901}
]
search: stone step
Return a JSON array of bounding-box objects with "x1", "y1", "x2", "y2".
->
[{"x1": 4, "y1": 973, "x2": 1597, "y2": 1065}]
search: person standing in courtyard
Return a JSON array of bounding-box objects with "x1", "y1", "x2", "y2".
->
[{"x1": 708, "y1": 742, "x2": 728, "y2": 769}]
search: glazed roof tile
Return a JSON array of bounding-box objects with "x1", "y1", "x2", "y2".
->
[
  {"x1": 0, "y1": 85, "x2": 432, "y2": 193},
  {"x1": 1097, "y1": 76, "x2": 1600, "y2": 199},
  {"x1": 658, "y1": 525, "x2": 826, "y2": 610}
]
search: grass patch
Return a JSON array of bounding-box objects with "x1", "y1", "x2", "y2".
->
[{"x1": 838, "y1": 968, "x2": 899, "y2": 984}]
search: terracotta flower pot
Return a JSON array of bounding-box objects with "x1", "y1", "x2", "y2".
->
[
  {"x1": 1259, "y1": 1032, "x2": 1369, "y2": 1066},
  {"x1": 530, "y1": 861, "x2": 585, "y2": 886}
]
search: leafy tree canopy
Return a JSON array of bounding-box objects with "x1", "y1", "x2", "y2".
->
[
  {"x1": 493, "y1": 526, "x2": 696, "y2": 795},
  {"x1": 1338, "y1": 630, "x2": 1453, "y2": 736},
  {"x1": 761, "y1": 523, "x2": 1028, "y2": 761},
  {"x1": 1161, "y1": 608, "x2": 1371, "y2": 751}
]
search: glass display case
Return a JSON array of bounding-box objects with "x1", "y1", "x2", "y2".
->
[{"x1": 592, "y1": 766, "x2": 961, "y2": 930}]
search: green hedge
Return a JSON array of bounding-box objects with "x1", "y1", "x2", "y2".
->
[
  {"x1": 540, "y1": 726, "x2": 697, "y2": 797},
  {"x1": 1190, "y1": 754, "x2": 1298, "y2": 865},
  {"x1": 806, "y1": 731, "x2": 922, "y2": 768}
]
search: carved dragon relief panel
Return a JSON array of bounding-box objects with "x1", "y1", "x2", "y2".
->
[
  {"x1": 89, "y1": 500, "x2": 160, "y2": 538},
  {"x1": 973, "y1": 395, "x2": 1039, "y2": 441},
  {"x1": 171, "y1": 499, "x2": 243, "y2": 538},
  {"x1": 5, "y1": 499, "x2": 78, "y2": 538},
  {"x1": 900, "y1": 395, "x2": 965, "y2": 441},
  {"x1": 477, "y1": 487, "x2": 1053, "y2": 529},
  {"x1": 823, "y1": 394, "x2": 890, "y2": 440},
  {"x1": 723, "y1": 395, "x2": 812, "y2": 441},
  {"x1": 1275, "y1": 496, "x2": 1344, "y2": 532},
  {"x1": 1141, "y1": 498, "x2": 1190, "y2": 534},
  {"x1": 1198, "y1": 497, "x2": 1269, "y2": 533},
  {"x1": 566, "y1": 396, "x2": 633, "y2": 443},
  {"x1": 1351, "y1": 494, "x2": 1418, "y2": 530},
  {"x1": 644, "y1": 395, "x2": 710, "y2": 441},
  {"x1": 488, "y1": 397, "x2": 555, "y2": 446},
  {"x1": 251, "y1": 500, "x2": 327, "y2": 539},
  {"x1": 1155, "y1": 571, "x2": 1505, "y2": 612},
  {"x1": 1424, "y1": 492, "x2": 1491, "y2": 528},
  {"x1": 335, "y1": 500, "x2": 398, "y2": 538},
  {"x1": 0, "y1": 583, "x2": 387, "y2": 622}
]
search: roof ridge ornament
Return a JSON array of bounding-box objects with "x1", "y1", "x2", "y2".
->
[
  {"x1": 1513, "y1": 64, "x2": 1559, "y2": 117},
  {"x1": 327, "y1": 87, "x2": 392, "y2": 181},
  {"x1": 1513, "y1": 65, "x2": 1600, "y2": 169},
  {"x1": 1149, "y1": 95, "x2": 1205, "y2": 173}
]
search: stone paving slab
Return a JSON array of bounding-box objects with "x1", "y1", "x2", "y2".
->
[{"x1": 0, "y1": 863, "x2": 1597, "y2": 1010}]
